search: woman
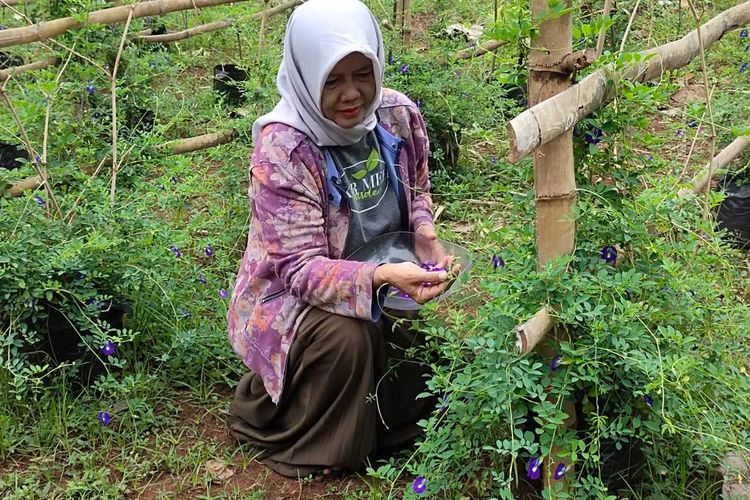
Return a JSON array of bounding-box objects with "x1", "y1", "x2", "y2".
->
[{"x1": 226, "y1": 0, "x2": 449, "y2": 478}]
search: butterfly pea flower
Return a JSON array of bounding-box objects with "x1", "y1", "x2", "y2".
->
[
  {"x1": 198, "y1": 273, "x2": 208, "y2": 285},
  {"x1": 100, "y1": 340, "x2": 116, "y2": 357},
  {"x1": 76, "y1": 271, "x2": 86, "y2": 280},
  {"x1": 675, "y1": 129, "x2": 685, "y2": 137},
  {"x1": 170, "y1": 176, "x2": 177, "y2": 185},
  {"x1": 550, "y1": 355, "x2": 562, "y2": 371},
  {"x1": 93, "y1": 111, "x2": 102, "y2": 120},
  {"x1": 181, "y1": 309, "x2": 192, "y2": 318},
  {"x1": 414, "y1": 97, "x2": 422, "y2": 108},
  {"x1": 170, "y1": 246, "x2": 181, "y2": 257},
  {"x1": 741, "y1": 63, "x2": 748, "y2": 74},
  {"x1": 554, "y1": 463, "x2": 568, "y2": 480},
  {"x1": 399, "y1": 63, "x2": 409, "y2": 74},
  {"x1": 492, "y1": 254, "x2": 505, "y2": 269},
  {"x1": 600, "y1": 246, "x2": 617, "y2": 264},
  {"x1": 85, "y1": 83, "x2": 96, "y2": 94},
  {"x1": 527, "y1": 456, "x2": 542, "y2": 480},
  {"x1": 149, "y1": 61, "x2": 158, "y2": 69},
  {"x1": 741, "y1": 29, "x2": 748, "y2": 38},
  {"x1": 412, "y1": 476, "x2": 427, "y2": 495},
  {"x1": 644, "y1": 394, "x2": 653, "y2": 408},
  {"x1": 584, "y1": 127, "x2": 603, "y2": 145},
  {"x1": 219, "y1": 289, "x2": 229, "y2": 299},
  {"x1": 205, "y1": 244, "x2": 214, "y2": 257},
  {"x1": 34, "y1": 154, "x2": 41, "y2": 164},
  {"x1": 687, "y1": 119, "x2": 697, "y2": 128},
  {"x1": 489, "y1": 155, "x2": 497, "y2": 164},
  {"x1": 97, "y1": 411, "x2": 111, "y2": 426},
  {"x1": 33, "y1": 195, "x2": 45, "y2": 206},
  {"x1": 157, "y1": 184, "x2": 165, "y2": 190}
]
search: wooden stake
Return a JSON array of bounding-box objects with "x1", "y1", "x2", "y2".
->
[
  {"x1": 159, "y1": 129, "x2": 236, "y2": 155},
  {"x1": 0, "y1": 57, "x2": 60, "y2": 81},
  {"x1": 135, "y1": 20, "x2": 232, "y2": 42},
  {"x1": 595, "y1": 0, "x2": 613, "y2": 57},
  {"x1": 455, "y1": 40, "x2": 508, "y2": 60},
  {"x1": 8, "y1": 175, "x2": 41, "y2": 196},
  {"x1": 507, "y1": 1, "x2": 750, "y2": 163},
  {"x1": 680, "y1": 135, "x2": 750, "y2": 196},
  {"x1": 402, "y1": 0, "x2": 413, "y2": 48}
]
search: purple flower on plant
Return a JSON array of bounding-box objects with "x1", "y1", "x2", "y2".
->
[
  {"x1": 454, "y1": 71, "x2": 462, "y2": 78},
  {"x1": 33, "y1": 195, "x2": 45, "y2": 206},
  {"x1": 157, "y1": 184, "x2": 165, "y2": 190},
  {"x1": 181, "y1": 309, "x2": 192, "y2": 318},
  {"x1": 741, "y1": 29, "x2": 748, "y2": 38},
  {"x1": 219, "y1": 289, "x2": 229, "y2": 299},
  {"x1": 100, "y1": 340, "x2": 116, "y2": 357},
  {"x1": 198, "y1": 273, "x2": 207, "y2": 285},
  {"x1": 85, "y1": 83, "x2": 96, "y2": 94},
  {"x1": 489, "y1": 155, "x2": 497, "y2": 164},
  {"x1": 492, "y1": 254, "x2": 505, "y2": 269},
  {"x1": 170, "y1": 176, "x2": 177, "y2": 185},
  {"x1": 414, "y1": 97, "x2": 422, "y2": 108},
  {"x1": 412, "y1": 476, "x2": 427, "y2": 494},
  {"x1": 97, "y1": 411, "x2": 111, "y2": 426},
  {"x1": 399, "y1": 63, "x2": 409, "y2": 74},
  {"x1": 550, "y1": 355, "x2": 562, "y2": 371},
  {"x1": 205, "y1": 244, "x2": 214, "y2": 257},
  {"x1": 527, "y1": 456, "x2": 542, "y2": 480},
  {"x1": 687, "y1": 119, "x2": 697, "y2": 128},
  {"x1": 644, "y1": 394, "x2": 653, "y2": 408},
  {"x1": 600, "y1": 246, "x2": 617, "y2": 264},
  {"x1": 554, "y1": 463, "x2": 568, "y2": 480},
  {"x1": 675, "y1": 129, "x2": 685, "y2": 137},
  {"x1": 34, "y1": 154, "x2": 41, "y2": 164},
  {"x1": 170, "y1": 246, "x2": 181, "y2": 257},
  {"x1": 438, "y1": 393, "x2": 449, "y2": 412},
  {"x1": 149, "y1": 61, "x2": 157, "y2": 69},
  {"x1": 93, "y1": 111, "x2": 102, "y2": 120},
  {"x1": 584, "y1": 127, "x2": 603, "y2": 145},
  {"x1": 76, "y1": 271, "x2": 86, "y2": 280},
  {"x1": 741, "y1": 62, "x2": 748, "y2": 74}
]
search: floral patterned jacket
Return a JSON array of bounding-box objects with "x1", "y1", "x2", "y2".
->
[{"x1": 227, "y1": 88, "x2": 434, "y2": 404}]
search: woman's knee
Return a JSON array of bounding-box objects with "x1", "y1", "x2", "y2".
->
[{"x1": 303, "y1": 310, "x2": 378, "y2": 367}]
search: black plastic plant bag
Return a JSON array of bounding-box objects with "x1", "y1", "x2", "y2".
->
[{"x1": 717, "y1": 173, "x2": 750, "y2": 249}]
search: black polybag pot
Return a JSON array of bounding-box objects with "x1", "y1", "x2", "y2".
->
[
  {"x1": 0, "y1": 142, "x2": 26, "y2": 169},
  {"x1": 0, "y1": 51, "x2": 23, "y2": 69},
  {"x1": 717, "y1": 174, "x2": 750, "y2": 249},
  {"x1": 213, "y1": 64, "x2": 247, "y2": 106}
]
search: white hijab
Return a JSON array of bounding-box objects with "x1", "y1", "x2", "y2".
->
[{"x1": 252, "y1": 0, "x2": 385, "y2": 147}]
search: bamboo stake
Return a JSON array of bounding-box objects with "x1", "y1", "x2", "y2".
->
[
  {"x1": 529, "y1": 0, "x2": 576, "y2": 492},
  {"x1": 402, "y1": 0, "x2": 413, "y2": 48},
  {"x1": 256, "y1": 0, "x2": 269, "y2": 63},
  {"x1": 680, "y1": 135, "x2": 750, "y2": 196},
  {"x1": 109, "y1": 8, "x2": 133, "y2": 203},
  {"x1": 135, "y1": 20, "x2": 231, "y2": 42},
  {"x1": 8, "y1": 175, "x2": 41, "y2": 196},
  {"x1": 0, "y1": 56, "x2": 60, "y2": 81},
  {"x1": 394, "y1": 0, "x2": 404, "y2": 39},
  {"x1": 595, "y1": 0, "x2": 613, "y2": 57},
  {"x1": 0, "y1": 0, "x2": 34, "y2": 6},
  {"x1": 619, "y1": 0, "x2": 642, "y2": 53},
  {"x1": 507, "y1": 1, "x2": 750, "y2": 163},
  {"x1": 455, "y1": 39, "x2": 508, "y2": 60},
  {"x1": 0, "y1": 0, "x2": 252, "y2": 49},
  {"x1": 159, "y1": 129, "x2": 236, "y2": 155}
]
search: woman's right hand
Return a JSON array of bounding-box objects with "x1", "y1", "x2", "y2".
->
[{"x1": 373, "y1": 262, "x2": 450, "y2": 304}]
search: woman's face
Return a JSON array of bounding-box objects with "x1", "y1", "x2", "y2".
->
[{"x1": 321, "y1": 52, "x2": 376, "y2": 129}]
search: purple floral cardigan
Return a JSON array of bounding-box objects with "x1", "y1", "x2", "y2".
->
[{"x1": 227, "y1": 88, "x2": 434, "y2": 403}]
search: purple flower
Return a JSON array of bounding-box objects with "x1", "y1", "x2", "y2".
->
[
  {"x1": 181, "y1": 309, "x2": 192, "y2": 318},
  {"x1": 489, "y1": 155, "x2": 497, "y2": 164},
  {"x1": 675, "y1": 129, "x2": 685, "y2": 137},
  {"x1": 149, "y1": 61, "x2": 157, "y2": 69},
  {"x1": 97, "y1": 411, "x2": 111, "y2": 426},
  {"x1": 741, "y1": 29, "x2": 748, "y2": 38},
  {"x1": 170, "y1": 246, "x2": 181, "y2": 257},
  {"x1": 157, "y1": 184, "x2": 165, "y2": 190},
  {"x1": 33, "y1": 195, "x2": 45, "y2": 206},
  {"x1": 85, "y1": 83, "x2": 96, "y2": 94},
  {"x1": 219, "y1": 289, "x2": 228, "y2": 299},
  {"x1": 170, "y1": 176, "x2": 177, "y2": 185},
  {"x1": 550, "y1": 355, "x2": 562, "y2": 371},
  {"x1": 414, "y1": 97, "x2": 422, "y2": 108},
  {"x1": 644, "y1": 394, "x2": 653, "y2": 408},
  {"x1": 600, "y1": 246, "x2": 617, "y2": 264},
  {"x1": 454, "y1": 71, "x2": 462, "y2": 78},
  {"x1": 100, "y1": 340, "x2": 116, "y2": 357},
  {"x1": 554, "y1": 463, "x2": 568, "y2": 480},
  {"x1": 34, "y1": 154, "x2": 41, "y2": 164},
  {"x1": 687, "y1": 119, "x2": 697, "y2": 128},
  {"x1": 399, "y1": 63, "x2": 409, "y2": 74},
  {"x1": 205, "y1": 244, "x2": 214, "y2": 257},
  {"x1": 438, "y1": 393, "x2": 449, "y2": 412},
  {"x1": 412, "y1": 476, "x2": 427, "y2": 494},
  {"x1": 76, "y1": 271, "x2": 86, "y2": 280},
  {"x1": 741, "y1": 62, "x2": 748, "y2": 74},
  {"x1": 492, "y1": 254, "x2": 505, "y2": 269},
  {"x1": 388, "y1": 53, "x2": 394, "y2": 65},
  {"x1": 527, "y1": 456, "x2": 542, "y2": 480},
  {"x1": 93, "y1": 111, "x2": 102, "y2": 120},
  {"x1": 198, "y1": 273, "x2": 208, "y2": 285},
  {"x1": 584, "y1": 127, "x2": 603, "y2": 145}
]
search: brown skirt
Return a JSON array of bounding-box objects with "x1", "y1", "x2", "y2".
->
[{"x1": 227, "y1": 307, "x2": 435, "y2": 478}]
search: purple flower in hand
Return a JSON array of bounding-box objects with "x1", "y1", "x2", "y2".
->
[
  {"x1": 412, "y1": 476, "x2": 427, "y2": 494},
  {"x1": 492, "y1": 254, "x2": 505, "y2": 269},
  {"x1": 550, "y1": 355, "x2": 562, "y2": 371},
  {"x1": 554, "y1": 463, "x2": 568, "y2": 480},
  {"x1": 170, "y1": 246, "x2": 181, "y2": 257},
  {"x1": 97, "y1": 411, "x2": 111, "y2": 426},
  {"x1": 219, "y1": 289, "x2": 229, "y2": 299},
  {"x1": 600, "y1": 246, "x2": 617, "y2": 264},
  {"x1": 100, "y1": 340, "x2": 116, "y2": 357},
  {"x1": 205, "y1": 244, "x2": 214, "y2": 257},
  {"x1": 527, "y1": 456, "x2": 542, "y2": 480}
]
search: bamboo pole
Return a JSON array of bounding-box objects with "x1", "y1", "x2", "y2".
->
[
  {"x1": 507, "y1": 1, "x2": 750, "y2": 163},
  {"x1": 402, "y1": 0, "x2": 413, "y2": 48},
  {"x1": 394, "y1": 0, "x2": 404, "y2": 38},
  {"x1": 0, "y1": 0, "x2": 252, "y2": 49},
  {"x1": 680, "y1": 135, "x2": 750, "y2": 196},
  {"x1": 455, "y1": 39, "x2": 508, "y2": 60},
  {"x1": 133, "y1": 0, "x2": 302, "y2": 43},
  {"x1": 0, "y1": 0, "x2": 34, "y2": 6},
  {"x1": 0, "y1": 56, "x2": 60, "y2": 81},
  {"x1": 159, "y1": 129, "x2": 236, "y2": 155},
  {"x1": 8, "y1": 175, "x2": 41, "y2": 196},
  {"x1": 529, "y1": 0, "x2": 576, "y2": 492},
  {"x1": 595, "y1": 0, "x2": 613, "y2": 57}
]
